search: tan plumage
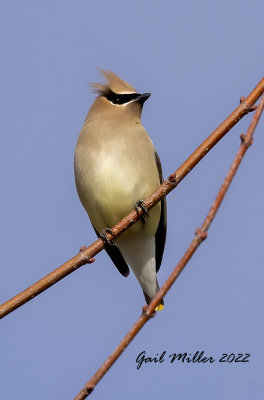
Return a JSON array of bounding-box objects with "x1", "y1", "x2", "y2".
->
[
  {"x1": 90, "y1": 70, "x2": 136, "y2": 95},
  {"x1": 74, "y1": 70, "x2": 166, "y2": 308}
]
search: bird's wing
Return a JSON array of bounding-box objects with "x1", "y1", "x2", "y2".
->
[
  {"x1": 93, "y1": 226, "x2": 130, "y2": 277},
  {"x1": 154, "y1": 150, "x2": 167, "y2": 272}
]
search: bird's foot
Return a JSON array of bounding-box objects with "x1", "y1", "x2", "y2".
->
[
  {"x1": 135, "y1": 200, "x2": 149, "y2": 223},
  {"x1": 100, "y1": 228, "x2": 117, "y2": 247}
]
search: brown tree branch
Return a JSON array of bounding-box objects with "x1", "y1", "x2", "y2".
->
[
  {"x1": 0, "y1": 78, "x2": 264, "y2": 320},
  {"x1": 73, "y1": 94, "x2": 264, "y2": 400}
]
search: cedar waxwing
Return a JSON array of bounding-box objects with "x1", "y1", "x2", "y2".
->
[{"x1": 74, "y1": 71, "x2": 166, "y2": 310}]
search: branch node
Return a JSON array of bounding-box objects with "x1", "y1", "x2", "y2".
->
[
  {"x1": 79, "y1": 246, "x2": 95, "y2": 264},
  {"x1": 249, "y1": 105, "x2": 257, "y2": 112},
  {"x1": 195, "y1": 228, "x2": 207, "y2": 242},
  {"x1": 141, "y1": 305, "x2": 156, "y2": 318},
  {"x1": 168, "y1": 173, "x2": 177, "y2": 186},
  {"x1": 240, "y1": 133, "x2": 254, "y2": 147},
  {"x1": 240, "y1": 97, "x2": 257, "y2": 112},
  {"x1": 83, "y1": 385, "x2": 94, "y2": 395}
]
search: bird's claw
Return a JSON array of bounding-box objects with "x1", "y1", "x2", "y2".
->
[
  {"x1": 100, "y1": 228, "x2": 117, "y2": 247},
  {"x1": 135, "y1": 200, "x2": 149, "y2": 223}
]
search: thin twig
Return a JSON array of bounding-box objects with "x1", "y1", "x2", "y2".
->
[
  {"x1": 0, "y1": 78, "x2": 264, "y2": 320},
  {"x1": 73, "y1": 96, "x2": 264, "y2": 400}
]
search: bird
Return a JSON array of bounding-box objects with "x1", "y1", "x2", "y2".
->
[{"x1": 74, "y1": 70, "x2": 166, "y2": 310}]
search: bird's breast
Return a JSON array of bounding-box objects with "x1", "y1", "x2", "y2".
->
[{"x1": 74, "y1": 121, "x2": 161, "y2": 233}]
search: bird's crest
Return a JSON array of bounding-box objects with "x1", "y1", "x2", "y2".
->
[{"x1": 90, "y1": 70, "x2": 137, "y2": 96}]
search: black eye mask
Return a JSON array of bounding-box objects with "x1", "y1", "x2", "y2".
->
[{"x1": 104, "y1": 90, "x2": 140, "y2": 105}]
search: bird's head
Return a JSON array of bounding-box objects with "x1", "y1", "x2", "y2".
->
[{"x1": 89, "y1": 70, "x2": 151, "y2": 120}]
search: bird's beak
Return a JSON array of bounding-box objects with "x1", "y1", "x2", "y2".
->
[{"x1": 135, "y1": 92, "x2": 151, "y2": 104}]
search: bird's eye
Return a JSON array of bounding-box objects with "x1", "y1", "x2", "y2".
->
[{"x1": 104, "y1": 90, "x2": 140, "y2": 105}]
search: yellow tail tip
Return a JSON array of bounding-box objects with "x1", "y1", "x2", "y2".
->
[{"x1": 155, "y1": 304, "x2": 164, "y2": 312}]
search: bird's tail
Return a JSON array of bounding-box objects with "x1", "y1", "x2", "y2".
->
[{"x1": 143, "y1": 279, "x2": 164, "y2": 311}]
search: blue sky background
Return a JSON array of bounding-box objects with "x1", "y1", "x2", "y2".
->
[{"x1": 1, "y1": 1, "x2": 264, "y2": 399}]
